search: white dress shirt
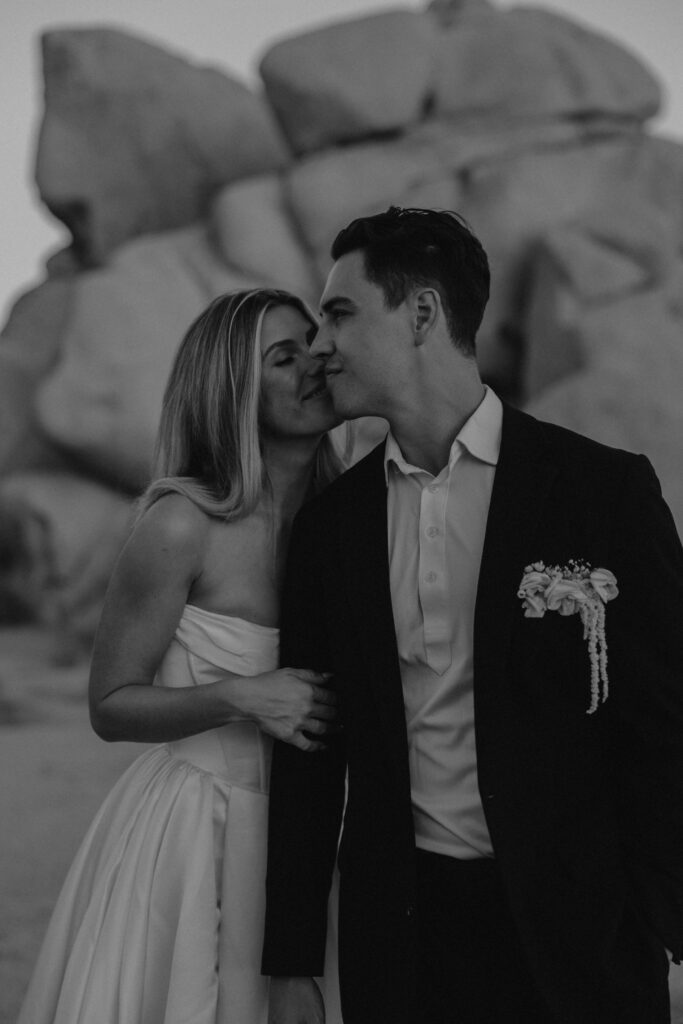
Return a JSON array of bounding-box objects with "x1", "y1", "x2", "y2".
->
[{"x1": 384, "y1": 386, "x2": 502, "y2": 859}]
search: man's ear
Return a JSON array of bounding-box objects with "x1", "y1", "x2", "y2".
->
[{"x1": 412, "y1": 288, "x2": 440, "y2": 345}]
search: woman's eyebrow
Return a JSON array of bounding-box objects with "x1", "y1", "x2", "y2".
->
[{"x1": 262, "y1": 338, "x2": 297, "y2": 359}]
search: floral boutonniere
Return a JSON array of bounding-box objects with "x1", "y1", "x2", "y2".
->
[{"x1": 517, "y1": 560, "x2": 619, "y2": 715}]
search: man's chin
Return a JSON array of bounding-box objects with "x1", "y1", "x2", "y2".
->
[
  {"x1": 328, "y1": 389, "x2": 363, "y2": 421},
  {"x1": 331, "y1": 401, "x2": 378, "y2": 423}
]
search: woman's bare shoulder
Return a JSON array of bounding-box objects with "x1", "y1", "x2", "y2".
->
[
  {"x1": 121, "y1": 493, "x2": 214, "y2": 580},
  {"x1": 136, "y1": 492, "x2": 210, "y2": 544}
]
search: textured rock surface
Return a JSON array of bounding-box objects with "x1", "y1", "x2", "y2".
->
[
  {"x1": 259, "y1": 3, "x2": 661, "y2": 156},
  {"x1": 428, "y1": 0, "x2": 497, "y2": 24},
  {"x1": 286, "y1": 135, "x2": 461, "y2": 278},
  {"x1": 522, "y1": 209, "x2": 683, "y2": 519},
  {"x1": 211, "y1": 175, "x2": 320, "y2": 302},
  {"x1": 432, "y1": 6, "x2": 661, "y2": 123},
  {"x1": 1, "y1": 4, "x2": 682, "y2": 637},
  {"x1": 0, "y1": 472, "x2": 132, "y2": 641},
  {"x1": 36, "y1": 226, "x2": 257, "y2": 491},
  {"x1": 0, "y1": 279, "x2": 75, "y2": 476},
  {"x1": 454, "y1": 131, "x2": 683, "y2": 387},
  {"x1": 260, "y1": 10, "x2": 437, "y2": 155},
  {"x1": 36, "y1": 28, "x2": 289, "y2": 265}
]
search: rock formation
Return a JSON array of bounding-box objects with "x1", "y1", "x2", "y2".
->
[
  {"x1": 1, "y1": 0, "x2": 682, "y2": 642},
  {"x1": 36, "y1": 28, "x2": 289, "y2": 264}
]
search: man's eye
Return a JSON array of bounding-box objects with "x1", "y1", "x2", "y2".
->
[{"x1": 330, "y1": 310, "x2": 347, "y2": 322}]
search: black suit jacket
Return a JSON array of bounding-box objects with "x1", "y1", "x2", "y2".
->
[{"x1": 263, "y1": 405, "x2": 683, "y2": 1023}]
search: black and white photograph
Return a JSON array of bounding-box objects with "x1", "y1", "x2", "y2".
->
[{"x1": 1, "y1": 1, "x2": 682, "y2": 1021}]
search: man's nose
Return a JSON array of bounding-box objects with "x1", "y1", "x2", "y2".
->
[
  {"x1": 304, "y1": 349, "x2": 325, "y2": 378},
  {"x1": 310, "y1": 323, "x2": 334, "y2": 358}
]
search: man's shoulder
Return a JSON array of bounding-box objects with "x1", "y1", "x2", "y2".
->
[{"x1": 510, "y1": 404, "x2": 644, "y2": 475}]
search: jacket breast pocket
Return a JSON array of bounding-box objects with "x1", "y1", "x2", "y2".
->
[{"x1": 512, "y1": 611, "x2": 596, "y2": 716}]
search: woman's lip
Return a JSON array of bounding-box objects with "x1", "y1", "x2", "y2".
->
[{"x1": 302, "y1": 383, "x2": 329, "y2": 400}]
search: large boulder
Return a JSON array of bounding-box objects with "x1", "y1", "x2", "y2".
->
[
  {"x1": 284, "y1": 124, "x2": 683, "y2": 398},
  {"x1": 260, "y1": 9, "x2": 437, "y2": 155},
  {"x1": 259, "y1": 3, "x2": 660, "y2": 158},
  {"x1": 433, "y1": 6, "x2": 661, "y2": 124},
  {"x1": 286, "y1": 134, "x2": 462, "y2": 278},
  {"x1": 0, "y1": 472, "x2": 133, "y2": 641},
  {"x1": 36, "y1": 28, "x2": 289, "y2": 265},
  {"x1": 454, "y1": 131, "x2": 683, "y2": 391},
  {"x1": 522, "y1": 207, "x2": 683, "y2": 532},
  {"x1": 36, "y1": 225, "x2": 258, "y2": 491},
  {"x1": 0, "y1": 278, "x2": 75, "y2": 475},
  {"x1": 428, "y1": 0, "x2": 497, "y2": 24},
  {"x1": 210, "y1": 174, "x2": 320, "y2": 303}
]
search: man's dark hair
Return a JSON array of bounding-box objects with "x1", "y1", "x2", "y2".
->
[{"x1": 330, "y1": 207, "x2": 490, "y2": 356}]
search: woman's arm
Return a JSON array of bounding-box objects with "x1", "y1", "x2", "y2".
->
[{"x1": 89, "y1": 495, "x2": 336, "y2": 749}]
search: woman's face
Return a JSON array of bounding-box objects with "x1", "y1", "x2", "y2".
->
[{"x1": 259, "y1": 304, "x2": 340, "y2": 439}]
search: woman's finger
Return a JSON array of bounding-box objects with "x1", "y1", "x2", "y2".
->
[
  {"x1": 292, "y1": 731, "x2": 326, "y2": 752},
  {"x1": 309, "y1": 704, "x2": 337, "y2": 721},
  {"x1": 311, "y1": 685, "x2": 338, "y2": 706}
]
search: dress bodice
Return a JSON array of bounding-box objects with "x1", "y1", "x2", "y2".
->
[{"x1": 157, "y1": 604, "x2": 280, "y2": 793}]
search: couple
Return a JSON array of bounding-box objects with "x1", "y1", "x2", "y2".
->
[{"x1": 18, "y1": 208, "x2": 683, "y2": 1024}]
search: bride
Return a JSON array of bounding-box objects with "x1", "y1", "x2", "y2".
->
[{"x1": 17, "y1": 288, "x2": 344, "y2": 1024}]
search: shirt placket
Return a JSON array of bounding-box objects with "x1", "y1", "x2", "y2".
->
[{"x1": 417, "y1": 468, "x2": 453, "y2": 675}]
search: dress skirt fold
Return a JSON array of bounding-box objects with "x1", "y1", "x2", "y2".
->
[{"x1": 18, "y1": 607, "x2": 341, "y2": 1024}]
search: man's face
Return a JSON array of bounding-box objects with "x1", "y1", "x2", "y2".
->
[{"x1": 312, "y1": 250, "x2": 413, "y2": 420}]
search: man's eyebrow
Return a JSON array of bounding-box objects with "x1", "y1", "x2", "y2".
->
[{"x1": 319, "y1": 296, "x2": 354, "y2": 316}]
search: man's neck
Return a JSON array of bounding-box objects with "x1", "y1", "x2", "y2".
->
[{"x1": 388, "y1": 377, "x2": 486, "y2": 477}]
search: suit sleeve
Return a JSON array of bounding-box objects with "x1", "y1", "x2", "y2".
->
[
  {"x1": 262, "y1": 502, "x2": 347, "y2": 977},
  {"x1": 608, "y1": 454, "x2": 683, "y2": 961}
]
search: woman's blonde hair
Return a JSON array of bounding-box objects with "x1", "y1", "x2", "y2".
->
[{"x1": 137, "y1": 288, "x2": 344, "y2": 521}]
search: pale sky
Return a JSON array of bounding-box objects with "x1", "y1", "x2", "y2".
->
[{"x1": 1, "y1": 0, "x2": 681, "y2": 322}]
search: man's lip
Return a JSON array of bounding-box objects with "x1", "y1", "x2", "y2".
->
[{"x1": 324, "y1": 368, "x2": 342, "y2": 379}]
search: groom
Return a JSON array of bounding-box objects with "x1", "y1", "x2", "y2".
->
[{"x1": 262, "y1": 207, "x2": 683, "y2": 1023}]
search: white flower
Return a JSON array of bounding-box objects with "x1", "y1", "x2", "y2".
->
[
  {"x1": 522, "y1": 592, "x2": 547, "y2": 618},
  {"x1": 589, "y1": 568, "x2": 619, "y2": 602},
  {"x1": 518, "y1": 559, "x2": 619, "y2": 713},
  {"x1": 545, "y1": 577, "x2": 590, "y2": 616},
  {"x1": 517, "y1": 569, "x2": 552, "y2": 618}
]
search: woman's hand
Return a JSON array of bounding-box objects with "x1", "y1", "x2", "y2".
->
[{"x1": 227, "y1": 669, "x2": 337, "y2": 751}]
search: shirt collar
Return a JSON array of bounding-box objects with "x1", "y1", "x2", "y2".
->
[{"x1": 383, "y1": 385, "x2": 503, "y2": 483}]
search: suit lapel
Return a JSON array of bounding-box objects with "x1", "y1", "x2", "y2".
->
[
  {"x1": 474, "y1": 404, "x2": 560, "y2": 697},
  {"x1": 337, "y1": 444, "x2": 412, "y2": 787}
]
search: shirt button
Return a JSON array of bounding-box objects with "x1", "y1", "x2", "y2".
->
[
  {"x1": 426, "y1": 526, "x2": 439, "y2": 538},
  {"x1": 424, "y1": 571, "x2": 438, "y2": 583},
  {"x1": 428, "y1": 484, "x2": 438, "y2": 494}
]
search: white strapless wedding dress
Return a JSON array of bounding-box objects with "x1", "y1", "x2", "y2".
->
[{"x1": 18, "y1": 605, "x2": 341, "y2": 1024}]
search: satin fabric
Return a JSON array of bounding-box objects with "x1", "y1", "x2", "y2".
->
[{"x1": 18, "y1": 605, "x2": 341, "y2": 1024}]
